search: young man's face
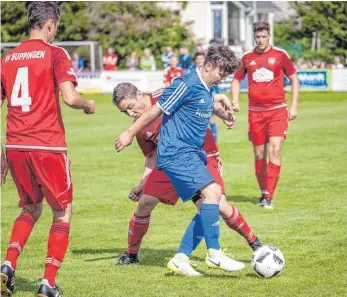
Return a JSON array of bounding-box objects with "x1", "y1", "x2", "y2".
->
[
  {"x1": 117, "y1": 93, "x2": 146, "y2": 119},
  {"x1": 195, "y1": 55, "x2": 205, "y2": 67},
  {"x1": 170, "y1": 56, "x2": 178, "y2": 68},
  {"x1": 254, "y1": 29, "x2": 270, "y2": 51},
  {"x1": 204, "y1": 63, "x2": 227, "y2": 87},
  {"x1": 47, "y1": 20, "x2": 59, "y2": 43}
]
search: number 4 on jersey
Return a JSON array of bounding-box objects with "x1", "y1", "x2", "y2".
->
[{"x1": 11, "y1": 67, "x2": 32, "y2": 112}]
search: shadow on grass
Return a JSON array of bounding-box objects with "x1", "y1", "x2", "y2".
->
[
  {"x1": 72, "y1": 247, "x2": 178, "y2": 268},
  {"x1": 226, "y1": 195, "x2": 258, "y2": 204},
  {"x1": 14, "y1": 276, "x2": 41, "y2": 295}
]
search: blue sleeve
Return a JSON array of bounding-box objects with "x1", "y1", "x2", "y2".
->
[{"x1": 156, "y1": 78, "x2": 189, "y2": 115}]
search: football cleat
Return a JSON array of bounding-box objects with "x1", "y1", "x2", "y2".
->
[
  {"x1": 256, "y1": 195, "x2": 266, "y2": 207},
  {"x1": 206, "y1": 249, "x2": 245, "y2": 272},
  {"x1": 116, "y1": 252, "x2": 139, "y2": 265},
  {"x1": 263, "y1": 198, "x2": 274, "y2": 209},
  {"x1": 37, "y1": 279, "x2": 63, "y2": 297},
  {"x1": 167, "y1": 253, "x2": 202, "y2": 276},
  {"x1": 1, "y1": 261, "x2": 15, "y2": 296},
  {"x1": 248, "y1": 237, "x2": 263, "y2": 251}
]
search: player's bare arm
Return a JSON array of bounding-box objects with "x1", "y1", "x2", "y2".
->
[
  {"x1": 115, "y1": 105, "x2": 163, "y2": 152},
  {"x1": 230, "y1": 79, "x2": 241, "y2": 112},
  {"x1": 1, "y1": 146, "x2": 9, "y2": 185},
  {"x1": 129, "y1": 151, "x2": 157, "y2": 202},
  {"x1": 214, "y1": 93, "x2": 233, "y2": 111},
  {"x1": 59, "y1": 81, "x2": 96, "y2": 114},
  {"x1": 287, "y1": 74, "x2": 300, "y2": 121},
  {"x1": 213, "y1": 101, "x2": 236, "y2": 129}
]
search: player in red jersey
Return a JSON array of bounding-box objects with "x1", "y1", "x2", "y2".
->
[
  {"x1": 112, "y1": 83, "x2": 262, "y2": 275},
  {"x1": 231, "y1": 22, "x2": 300, "y2": 209},
  {"x1": 164, "y1": 55, "x2": 184, "y2": 87},
  {"x1": 0, "y1": 2, "x2": 95, "y2": 296}
]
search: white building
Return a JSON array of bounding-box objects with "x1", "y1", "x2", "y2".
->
[{"x1": 159, "y1": 1, "x2": 280, "y2": 55}]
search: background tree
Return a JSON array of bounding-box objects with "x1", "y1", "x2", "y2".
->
[
  {"x1": 1, "y1": 1, "x2": 194, "y2": 69},
  {"x1": 275, "y1": 1, "x2": 347, "y2": 63}
]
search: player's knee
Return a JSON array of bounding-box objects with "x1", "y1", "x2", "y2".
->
[
  {"x1": 201, "y1": 183, "x2": 222, "y2": 203},
  {"x1": 218, "y1": 195, "x2": 230, "y2": 217},
  {"x1": 23, "y1": 203, "x2": 42, "y2": 222},
  {"x1": 138, "y1": 195, "x2": 158, "y2": 214},
  {"x1": 53, "y1": 203, "x2": 72, "y2": 223}
]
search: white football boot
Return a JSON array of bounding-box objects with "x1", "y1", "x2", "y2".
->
[
  {"x1": 167, "y1": 253, "x2": 202, "y2": 276},
  {"x1": 205, "y1": 248, "x2": 245, "y2": 272}
]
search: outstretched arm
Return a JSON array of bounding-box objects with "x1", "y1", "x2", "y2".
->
[{"x1": 115, "y1": 105, "x2": 163, "y2": 152}]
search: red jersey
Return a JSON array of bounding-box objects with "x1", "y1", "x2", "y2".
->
[
  {"x1": 1, "y1": 39, "x2": 78, "y2": 153},
  {"x1": 234, "y1": 46, "x2": 296, "y2": 111},
  {"x1": 164, "y1": 67, "x2": 184, "y2": 85},
  {"x1": 136, "y1": 88, "x2": 219, "y2": 157},
  {"x1": 103, "y1": 53, "x2": 118, "y2": 70}
]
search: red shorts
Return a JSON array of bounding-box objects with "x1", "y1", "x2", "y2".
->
[
  {"x1": 7, "y1": 151, "x2": 73, "y2": 210},
  {"x1": 248, "y1": 107, "x2": 288, "y2": 145},
  {"x1": 143, "y1": 154, "x2": 225, "y2": 205}
]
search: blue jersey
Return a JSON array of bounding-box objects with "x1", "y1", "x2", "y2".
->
[{"x1": 156, "y1": 68, "x2": 214, "y2": 169}]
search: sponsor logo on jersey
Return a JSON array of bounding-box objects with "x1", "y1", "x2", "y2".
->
[
  {"x1": 252, "y1": 67, "x2": 274, "y2": 82},
  {"x1": 146, "y1": 132, "x2": 153, "y2": 138},
  {"x1": 195, "y1": 109, "x2": 212, "y2": 119},
  {"x1": 199, "y1": 98, "x2": 206, "y2": 104},
  {"x1": 212, "y1": 221, "x2": 220, "y2": 227},
  {"x1": 250, "y1": 60, "x2": 256, "y2": 65},
  {"x1": 268, "y1": 58, "x2": 276, "y2": 65}
]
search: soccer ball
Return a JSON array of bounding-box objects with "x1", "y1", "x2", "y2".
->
[{"x1": 251, "y1": 245, "x2": 285, "y2": 278}]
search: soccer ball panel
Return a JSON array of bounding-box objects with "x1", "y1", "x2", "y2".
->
[{"x1": 251, "y1": 245, "x2": 285, "y2": 278}]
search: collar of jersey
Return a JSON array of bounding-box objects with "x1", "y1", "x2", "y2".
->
[{"x1": 196, "y1": 67, "x2": 210, "y2": 92}]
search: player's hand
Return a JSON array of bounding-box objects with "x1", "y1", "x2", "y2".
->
[
  {"x1": 231, "y1": 100, "x2": 240, "y2": 112},
  {"x1": 83, "y1": 100, "x2": 96, "y2": 114},
  {"x1": 223, "y1": 111, "x2": 236, "y2": 129},
  {"x1": 1, "y1": 155, "x2": 9, "y2": 185},
  {"x1": 115, "y1": 131, "x2": 134, "y2": 153},
  {"x1": 288, "y1": 105, "x2": 298, "y2": 121},
  {"x1": 128, "y1": 185, "x2": 143, "y2": 202}
]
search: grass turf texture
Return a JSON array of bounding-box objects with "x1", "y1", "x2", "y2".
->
[{"x1": 1, "y1": 92, "x2": 346, "y2": 297}]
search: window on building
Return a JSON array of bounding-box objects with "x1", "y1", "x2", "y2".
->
[{"x1": 213, "y1": 9, "x2": 223, "y2": 40}]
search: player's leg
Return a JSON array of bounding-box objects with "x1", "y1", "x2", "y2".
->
[
  {"x1": 118, "y1": 195, "x2": 160, "y2": 265},
  {"x1": 1, "y1": 151, "x2": 43, "y2": 296},
  {"x1": 209, "y1": 115, "x2": 218, "y2": 142},
  {"x1": 264, "y1": 137, "x2": 284, "y2": 209},
  {"x1": 263, "y1": 108, "x2": 288, "y2": 209},
  {"x1": 27, "y1": 152, "x2": 71, "y2": 297},
  {"x1": 219, "y1": 196, "x2": 262, "y2": 251},
  {"x1": 249, "y1": 111, "x2": 268, "y2": 206}
]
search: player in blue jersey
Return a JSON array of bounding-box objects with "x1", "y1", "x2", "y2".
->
[{"x1": 116, "y1": 44, "x2": 242, "y2": 275}]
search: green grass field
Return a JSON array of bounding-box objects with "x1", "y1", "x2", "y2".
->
[{"x1": 1, "y1": 92, "x2": 346, "y2": 297}]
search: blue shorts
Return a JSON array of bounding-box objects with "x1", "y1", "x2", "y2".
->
[{"x1": 161, "y1": 152, "x2": 215, "y2": 202}]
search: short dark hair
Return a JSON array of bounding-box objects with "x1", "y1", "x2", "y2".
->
[
  {"x1": 204, "y1": 44, "x2": 241, "y2": 76},
  {"x1": 253, "y1": 21, "x2": 270, "y2": 34},
  {"x1": 194, "y1": 52, "x2": 205, "y2": 61},
  {"x1": 28, "y1": 2, "x2": 60, "y2": 30},
  {"x1": 112, "y1": 83, "x2": 139, "y2": 106}
]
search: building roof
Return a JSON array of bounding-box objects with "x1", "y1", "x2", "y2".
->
[{"x1": 240, "y1": 1, "x2": 280, "y2": 13}]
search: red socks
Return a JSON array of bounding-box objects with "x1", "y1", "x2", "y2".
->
[
  {"x1": 264, "y1": 162, "x2": 281, "y2": 199},
  {"x1": 255, "y1": 159, "x2": 267, "y2": 193},
  {"x1": 44, "y1": 222, "x2": 70, "y2": 287},
  {"x1": 5, "y1": 212, "x2": 35, "y2": 270},
  {"x1": 223, "y1": 206, "x2": 256, "y2": 243},
  {"x1": 127, "y1": 213, "x2": 150, "y2": 255}
]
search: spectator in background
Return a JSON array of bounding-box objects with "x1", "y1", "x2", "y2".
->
[
  {"x1": 178, "y1": 47, "x2": 192, "y2": 71},
  {"x1": 194, "y1": 52, "x2": 205, "y2": 68},
  {"x1": 72, "y1": 52, "x2": 84, "y2": 73},
  {"x1": 332, "y1": 56, "x2": 344, "y2": 69},
  {"x1": 140, "y1": 48, "x2": 156, "y2": 71},
  {"x1": 161, "y1": 46, "x2": 174, "y2": 69},
  {"x1": 126, "y1": 51, "x2": 139, "y2": 71},
  {"x1": 103, "y1": 47, "x2": 118, "y2": 70},
  {"x1": 194, "y1": 41, "x2": 205, "y2": 56},
  {"x1": 163, "y1": 55, "x2": 183, "y2": 87}
]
